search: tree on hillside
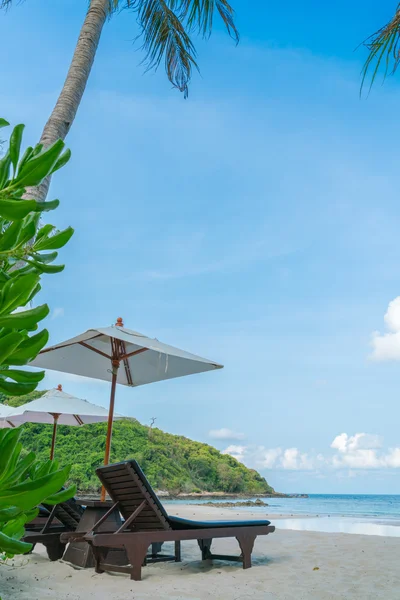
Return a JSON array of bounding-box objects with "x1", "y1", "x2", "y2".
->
[
  {"x1": 361, "y1": 3, "x2": 400, "y2": 90},
  {"x1": 1, "y1": 0, "x2": 239, "y2": 202}
]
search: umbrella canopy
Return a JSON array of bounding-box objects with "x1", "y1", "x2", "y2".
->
[
  {"x1": 6, "y1": 386, "x2": 128, "y2": 459},
  {"x1": 30, "y1": 319, "x2": 223, "y2": 494},
  {"x1": 30, "y1": 321, "x2": 223, "y2": 386},
  {"x1": 6, "y1": 387, "x2": 127, "y2": 426}
]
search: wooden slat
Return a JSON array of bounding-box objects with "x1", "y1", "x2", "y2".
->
[
  {"x1": 106, "y1": 481, "x2": 140, "y2": 491},
  {"x1": 98, "y1": 463, "x2": 128, "y2": 474},
  {"x1": 113, "y1": 491, "x2": 144, "y2": 500},
  {"x1": 101, "y1": 474, "x2": 135, "y2": 484}
]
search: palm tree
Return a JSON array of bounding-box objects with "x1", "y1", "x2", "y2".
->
[
  {"x1": 2, "y1": 0, "x2": 239, "y2": 201},
  {"x1": 361, "y1": 3, "x2": 400, "y2": 91}
]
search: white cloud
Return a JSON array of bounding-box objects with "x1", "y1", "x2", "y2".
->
[
  {"x1": 257, "y1": 448, "x2": 283, "y2": 469},
  {"x1": 222, "y1": 432, "x2": 400, "y2": 473},
  {"x1": 330, "y1": 432, "x2": 400, "y2": 469},
  {"x1": 370, "y1": 297, "x2": 400, "y2": 360},
  {"x1": 280, "y1": 448, "x2": 315, "y2": 471},
  {"x1": 51, "y1": 307, "x2": 64, "y2": 320},
  {"x1": 209, "y1": 428, "x2": 245, "y2": 441},
  {"x1": 222, "y1": 445, "x2": 316, "y2": 471},
  {"x1": 331, "y1": 432, "x2": 383, "y2": 453},
  {"x1": 222, "y1": 445, "x2": 247, "y2": 462}
]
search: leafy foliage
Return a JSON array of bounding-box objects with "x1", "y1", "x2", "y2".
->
[
  {"x1": 0, "y1": 118, "x2": 74, "y2": 559},
  {"x1": 0, "y1": 118, "x2": 73, "y2": 397},
  {"x1": 361, "y1": 4, "x2": 400, "y2": 91},
  {"x1": 8, "y1": 413, "x2": 274, "y2": 495},
  {"x1": 0, "y1": 428, "x2": 76, "y2": 559}
]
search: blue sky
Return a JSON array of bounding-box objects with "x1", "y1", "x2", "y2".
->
[{"x1": 3, "y1": 0, "x2": 400, "y2": 493}]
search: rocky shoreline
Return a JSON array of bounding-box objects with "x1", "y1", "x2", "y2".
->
[
  {"x1": 163, "y1": 492, "x2": 309, "y2": 500},
  {"x1": 79, "y1": 491, "x2": 308, "y2": 500},
  {"x1": 198, "y1": 499, "x2": 269, "y2": 508}
]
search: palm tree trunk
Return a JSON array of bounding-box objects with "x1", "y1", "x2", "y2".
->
[{"x1": 24, "y1": 0, "x2": 109, "y2": 201}]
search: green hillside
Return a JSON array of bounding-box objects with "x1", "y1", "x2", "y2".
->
[{"x1": 0, "y1": 392, "x2": 274, "y2": 495}]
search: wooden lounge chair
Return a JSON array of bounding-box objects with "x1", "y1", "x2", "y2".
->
[
  {"x1": 63, "y1": 460, "x2": 275, "y2": 581},
  {"x1": 24, "y1": 497, "x2": 84, "y2": 561}
]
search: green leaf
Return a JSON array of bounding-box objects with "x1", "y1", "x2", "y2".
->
[
  {"x1": 0, "y1": 221, "x2": 20, "y2": 251},
  {"x1": 14, "y1": 218, "x2": 36, "y2": 250},
  {"x1": 0, "y1": 198, "x2": 60, "y2": 221},
  {"x1": 31, "y1": 252, "x2": 58, "y2": 265},
  {"x1": 0, "y1": 119, "x2": 9, "y2": 129},
  {"x1": 0, "y1": 274, "x2": 40, "y2": 314},
  {"x1": 0, "y1": 507, "x2": 22, "y2": 523},
  {"x1": 44, "y1": 484, "x2": 77, "y2": 505},
  {"x1": 0, "y1": 452, "x2": 36, "y2": 488},
  {"x1": 9, "y1": 124, "x2": 25, "y2": 177},
  {"x1": 0, "y1": 429, "x2": 21, "y2": 482},
  {"x1": 34, "y1": 227, "x2": 74, "y2": 251},
  {"x1": 14, "y1": 139, "x2": 65, "y2": 188},
  {"x1": 0, "y1": 332, "x2": 24, "y2": 364},
  {"x1": 28, "y1": 261, "x2": 65, "y2": 274},
  {"x1": 5, "y1": 329, "x2": 49, "y2": 365},
  {"x1": 0, "y1": 304, "x2": 49, "y2": 329},
  {"x1": 34, "y1": 199, "x2": 60, "y2": 213},
  {"x1": 17, "y1": 146, "x2": 34, "y2": 174},
  {"x1": 0, "y1": 380, "x2": 38, "y2": 396},
  {"x1": 0, "y1": 153, "x2": 11, "y2": 190},
  {"x1": 50, "y1": 149, "x2": 71, "y2": 174},
  {"x1": 0, "y1": 531, "x2": 32, "y2": 555},
  {"x1": 35, "y1": 224, "x2": 55, "y2": 242},
  {"x1": 31, "y1": 143, "x2": 43, "y2": 157},
  {"x1": 0, "y1": 465, "x2": 71, "y2": 510},
  {"x1": 0, "y1": 199, "x2": 35, "y2": 221},
  {"x1": 0, "y1": 369, "x2": 45, "y2": 384}
]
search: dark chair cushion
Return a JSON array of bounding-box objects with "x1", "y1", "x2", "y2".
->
[{"x1": 168, "y1": 515, "x2": 271, "y2": 530}]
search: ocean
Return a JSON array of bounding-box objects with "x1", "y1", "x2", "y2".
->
[{"x1": 165, "y1": 494, "x2": 400, "y2": 537}]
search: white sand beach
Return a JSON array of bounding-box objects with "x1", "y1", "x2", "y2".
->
[{"x1": 1, "y1": 504, "x2": 400, "y2": 600}]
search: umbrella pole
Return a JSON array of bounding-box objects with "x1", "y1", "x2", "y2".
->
[
  {"x1": 49, "y1": 413, "x2": 60, "y2": 460},
  {"x1": 101, "y1": 360, "x2": 119, "y2": 501}
]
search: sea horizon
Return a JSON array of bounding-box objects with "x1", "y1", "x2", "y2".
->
[{"x1": 165, "y1": 493, "x2": 400, "y2": 537}]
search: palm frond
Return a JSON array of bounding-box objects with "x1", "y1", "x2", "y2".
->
[
  {"x1": 130, "y1": 0, "x2": 198, "y2": 97},
  {"x1": 123, "y1": 0, "x2": 238, "y2": 96},
  {"x1": 361, "y1": 3, "x2": 400, "y2": 93},
  {"x1": 176, "y1": 0, "x2": 239, "y2": 43}
]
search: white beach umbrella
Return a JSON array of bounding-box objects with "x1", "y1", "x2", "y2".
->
[
  {"x1": 30, "y1": 318, "x2": 223, "y2": 496},
  {"x1": 6, "y1": 385, "x2": 128, "y2": 459},
  {"x1": 0, "y1": 403, "x2": 13, "y2": 429}
]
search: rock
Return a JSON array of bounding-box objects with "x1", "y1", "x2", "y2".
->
[{"x1": 198, "y1": 499, "x2": 269, "y2": 508}]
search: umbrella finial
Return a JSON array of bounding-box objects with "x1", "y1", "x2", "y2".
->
[
  {"x1": 116, "y1": 317, "x2": 124, "y2": 327},
  {"x1": 57, "y1": 384, "x2": 62, "y2": 391}
]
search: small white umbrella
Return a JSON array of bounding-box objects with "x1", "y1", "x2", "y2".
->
[
  {"x1": 0, "y1": 404, "x2": 13, "y2": 429},
  {"x1": 30, "y1": 318, "x2": 223, "y2": 497},
  {"x1": 6, "y1": 385, "x2": 128, "y2": 459}
]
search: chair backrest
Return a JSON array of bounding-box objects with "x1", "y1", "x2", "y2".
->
[
  {"x1": 42, "y1": 497, "x2": 85, "y2": 531},
  {"x1": 96, "y1": 460, "x2": 170, "y2": 531}
]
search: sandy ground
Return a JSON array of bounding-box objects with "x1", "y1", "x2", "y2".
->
[{"x1": 1, "y1": 505, "x2": 400, "y2": 600}]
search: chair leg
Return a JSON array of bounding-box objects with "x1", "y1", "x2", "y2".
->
[
  {"x1": 126, "y1": 543, "x2": 149, "y2": 581},
  {"x1": 45, "y1": 540, "x2": 67, "y2": 561},
  {"x1": 197, "y1": 538, "x2": 213, "y2": 560},
  {"x1": 93, "y1": 546, "x2": 108, "y2": 574},
  {"x1": 236, "y1": 534, "x2": 256, "y2": 569},
  {"x1": 174, "y1": 540, "x2": 181, "y2": 562},
  {"x1": 150, "y1": 542, "x2": 163, "y2": 557}
]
